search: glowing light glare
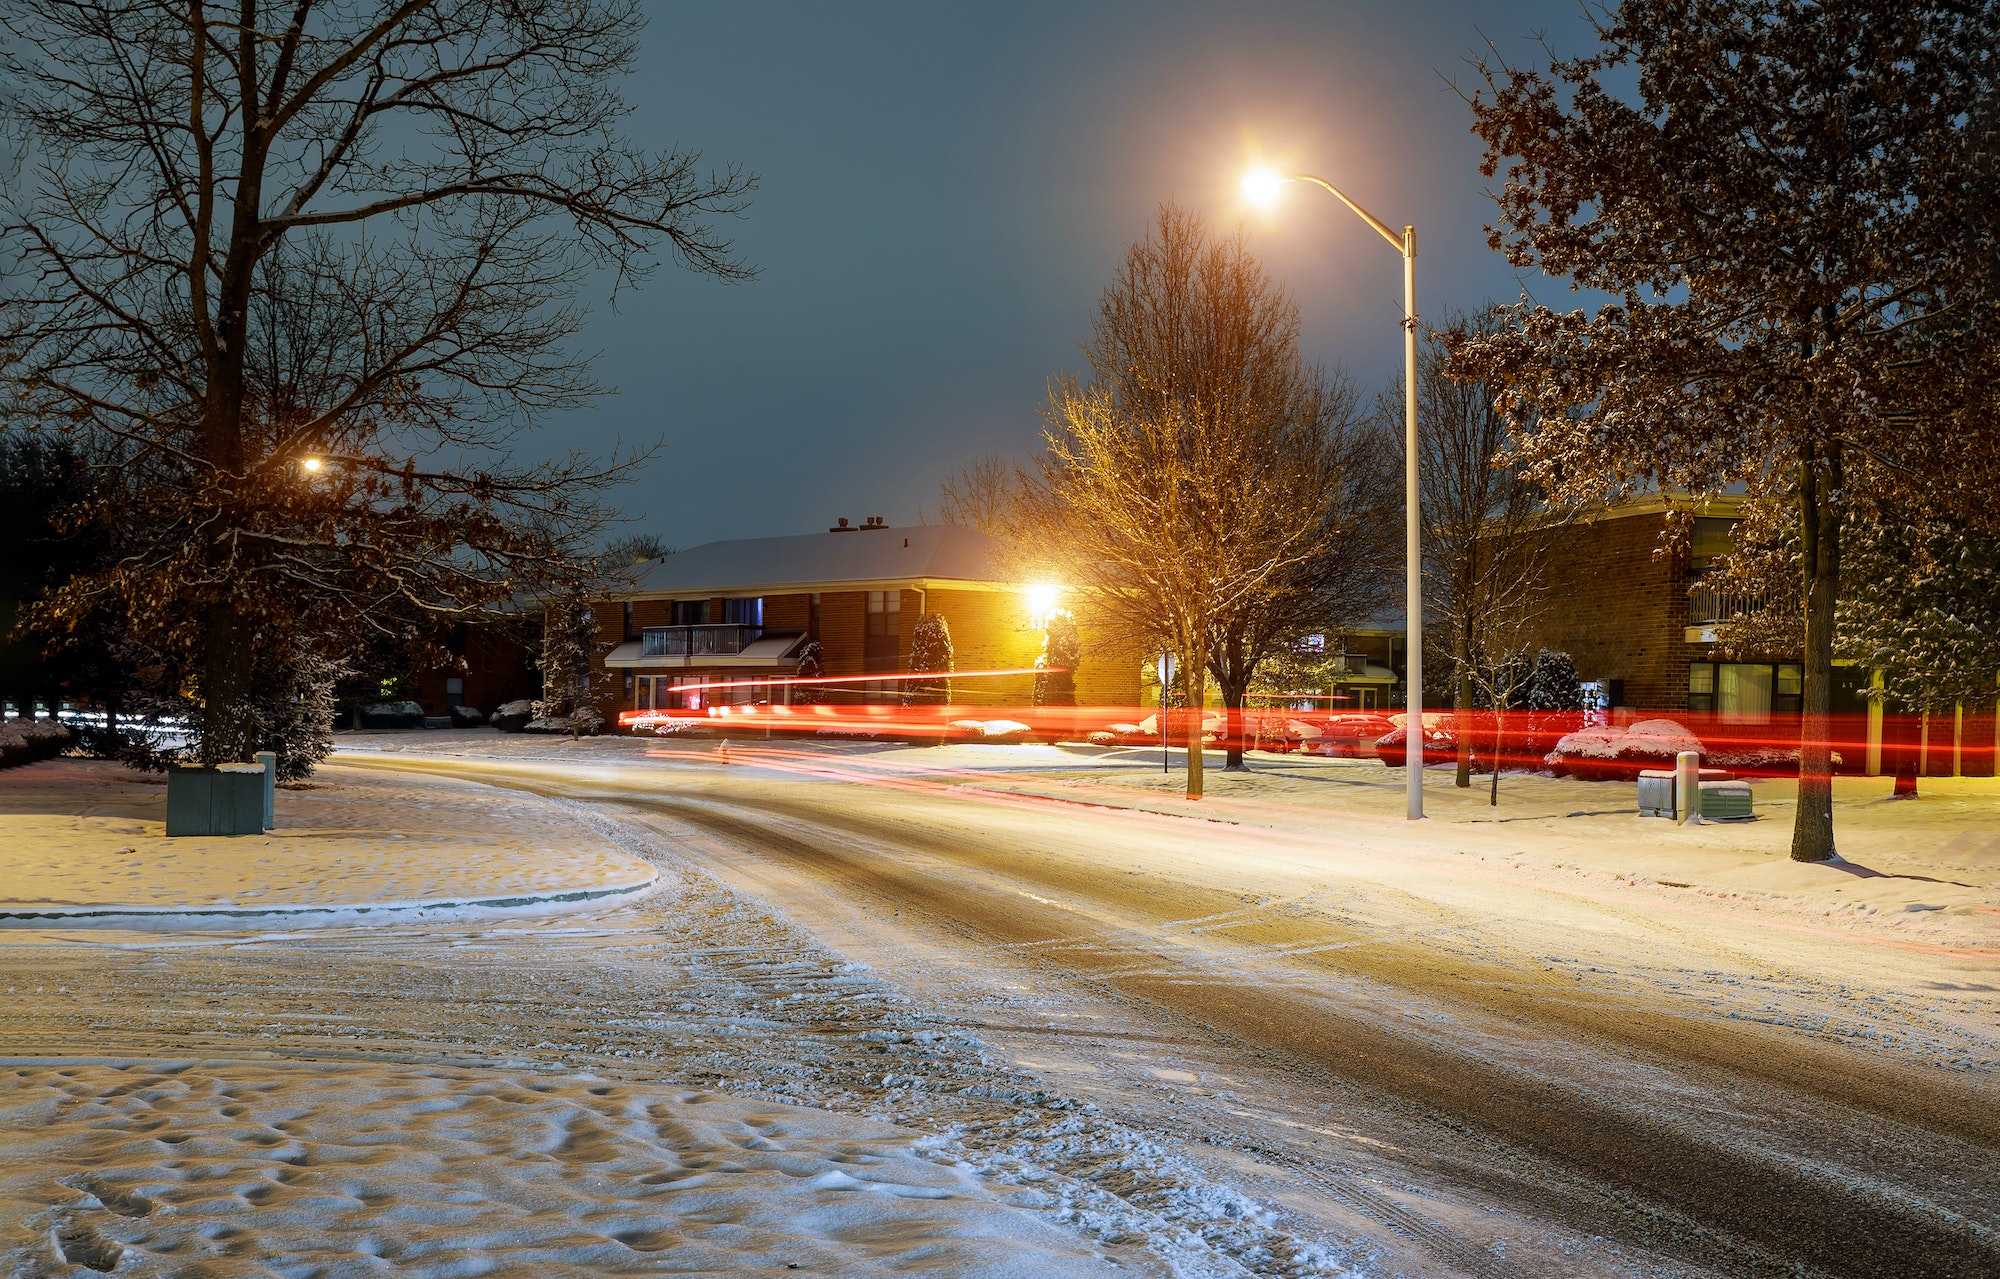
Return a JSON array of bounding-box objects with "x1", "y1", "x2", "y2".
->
[
  {"x1": 300, "y1": 456, "x2": 323, "y2": 473},
  {"x1": 1026, "y1": 583, "x2": 1061, "y2": 623},
  {"x1": 1242, "y1": 168, "x2": 1286, "y2": 208}
]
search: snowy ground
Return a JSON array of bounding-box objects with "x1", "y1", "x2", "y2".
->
[
  {"x1": 4, "y1": 734, "x2": 1996, "y2": 1277},
  {"x1": 0, "y1": 760, "x2": 656, "y2": 926},
  {"x1": 0, "y1": 754, "x2": 1350, "y2": 1279},
  {"x1": 4, "y1": 1060, "x2": 1129, "y2": 1278},
  {"x1": 316, "y1": 729, "x2": 2000, "y2": 1277}
]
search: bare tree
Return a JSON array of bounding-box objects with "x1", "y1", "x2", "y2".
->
[
  {"x1": 1016, "y1": 205, "x2": 1385, "y2": 795},
  {"x1": 1, "y1": 1, "x2": 753, "y2": 766},
  {"x1": 929, "y1": 456, "x2": 1021, "y2": 536},
  {"x1": 1205, "y1": 374, "x2": 1395, "y2": 769},
  {"x1": 1417, "y1": 307, "x2": 1566, "y2": 787}
]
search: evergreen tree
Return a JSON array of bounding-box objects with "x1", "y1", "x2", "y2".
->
[
  {"x1": 534, "y1": 598, "x2": 603, "y2": 737},
  {"x1": 793, "y1": 642, "x2": 827, "y2": 706},
  {"x1": 904, "y1": 614, "x2": 953, "y2": 707},
  {"x1": 1033, "y1": 611, "x2": 1080, "y2": 707}
]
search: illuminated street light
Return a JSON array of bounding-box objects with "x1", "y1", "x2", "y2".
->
[
  {"x1": 1246, "y1": 166, "x2": 1424, "y2": 821},
  {"x1": 300, "y1": 456, "x2": 323, "y2": 473},
  {"x1": 1241, "y1": 167, "x2": 1285, "y2": 208},
  {"x1": 1026, "y1": 582, "x2": 1062, "y2": 628}
]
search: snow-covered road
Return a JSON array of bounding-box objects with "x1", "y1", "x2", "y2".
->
[
  {"x1": 336, "y1": 739, "x2": 1999, "y2": 1279},
  {"x1": 8, "y1": 737, "x2": 1997, "y2": 1278}
]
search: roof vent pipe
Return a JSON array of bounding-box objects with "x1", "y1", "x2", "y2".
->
[{"x1": 830, "y1": 517, "x2": 855, "y2": 532}]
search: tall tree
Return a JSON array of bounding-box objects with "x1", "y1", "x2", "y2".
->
[
  {"x1": 1019, "y1": 205, "x2": 1390, "y2": 794},
  {"x1": 1, "y1": 0, "x2": 753, "y2": 766},
  {"x1": 1458, "y1": 0, "x2": 2000, "y2": 860},
  {"x1": 1412, "y1": 307, "x2": 1567, "y2": 788}
]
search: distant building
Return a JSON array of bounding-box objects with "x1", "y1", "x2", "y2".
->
[
  {"x1": 588, "y1": 520, "x2": 1146, "y2": 720},
  {"x1": 1515, "y1": 494, "x2": 1993, "y2": 776}
]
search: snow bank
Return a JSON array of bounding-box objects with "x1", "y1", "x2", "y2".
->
[{"x1": 0, "y1": 1060, "x2": 1127, "y2": 1278}]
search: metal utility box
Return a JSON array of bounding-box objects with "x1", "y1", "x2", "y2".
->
[
  {"x1": 1637, "y1": 767, "x2": 1735, "y2": 819},
  {"x1": 166, "y1": 764, "x2": 268, "y2": 836},
  {"x1": 1699, "y1": 780, "x2": 1754, "y2": 821},
  {"x1": 1637, "y1": 771, "x2": 1677, "y2": 818}
]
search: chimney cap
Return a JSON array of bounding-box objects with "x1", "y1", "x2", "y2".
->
[{"x1": 830, "y1": 517, "x2": 854, "y2": 532}]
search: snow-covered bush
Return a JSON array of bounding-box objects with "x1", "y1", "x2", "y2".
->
[
  {"x1": 361, "y1": 700, "x2": 425, "y2": 729},
  {"x1": 492, "y1": 699, "x2": 535, "y2": 733},
  {"x1": 1546, "y1": 718, "x2": 1705, "y2": 780},
  {"x1": 0, "y1": 720, "x2": 70, "y2": 769}
]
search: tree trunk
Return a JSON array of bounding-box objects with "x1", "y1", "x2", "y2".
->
[
  {"x1": 199, "y1": 604, "x2": 258, "y2": 764},
  {"x1": 1454, "y1": 640, "x2": 1473, "y2": 788},
  {"x1": 1490, "y1": 699, "x2": 1505, "y2": 806},
  {"x1": 1892, "y1": 706, "x2": 1919, "y2": 797},
  {"x1": 1792, "y1": 449, "x2": 1840, "y2": 861},
  {"x1": 1221, "y1": 674, "x2": 1247, "y2": 770},
  {"x1": 1184, "y1": 654, "x2": 1204, "y2": 800}
]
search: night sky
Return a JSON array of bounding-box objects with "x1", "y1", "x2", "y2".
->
[{"x1": 553, "y1": 0, "x2": 1594, "y2": 549}]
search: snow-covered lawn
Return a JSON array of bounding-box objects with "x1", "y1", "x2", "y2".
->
[
  {"x1": 2, "y1": 1059, "x2": 1125, "y2": 1278},
  {"x1": 0, "y1": 759, "x2": 656, "y2": 926}
]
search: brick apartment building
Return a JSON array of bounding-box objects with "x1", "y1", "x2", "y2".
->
[
  {"x1": 587, "y1": 519, "x2": 1147, "y2": 722},
  {"x1": 1520, "y1": 495, "x2": 1995, "y2": 776}
]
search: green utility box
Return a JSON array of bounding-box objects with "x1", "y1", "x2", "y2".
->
[
  {"x1": 166, "y1": 764, "x2": 268, "y2": 836},
  {"x1": 1698, "y1": 780, "x2": 1754, "y2": 821}
]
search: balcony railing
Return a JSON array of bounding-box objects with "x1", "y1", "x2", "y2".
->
[
  {"x1": 640, "y1": 624, "x2": 763, "y2": 658},
  {"x1": 1688, "y1": 587, "x2": 1766, "y2": 626}
]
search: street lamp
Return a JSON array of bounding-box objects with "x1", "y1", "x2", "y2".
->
[{"x1": 1244, "y1": 167, "x2": 1423, "y2": 820}]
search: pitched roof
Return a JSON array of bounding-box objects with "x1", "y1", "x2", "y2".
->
[{"x1": 622, "y1": 524, "x2": 1008, "y2": 598}]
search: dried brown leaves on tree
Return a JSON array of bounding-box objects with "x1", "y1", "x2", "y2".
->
[
  {"x1": 0, "y1": 0, "x2": 754, "y2": 765},
  {"x1": 1015, "y1": 205, "x2": 1395, "y2": 795},
  {"x1": 1455, "y1": 0, "x2": 2000, "y2": 860}
]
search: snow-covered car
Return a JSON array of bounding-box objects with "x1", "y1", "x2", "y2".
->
[
  {"x1": 1546, "y1": 718, "x2": 1705, "y2": 780},
  {"x1": 1316, "y1": 714, "x2": 1395, "y2": 758},
  {"x1": 1372, "y1": 721, "x2": 1457, "y2": 767}
]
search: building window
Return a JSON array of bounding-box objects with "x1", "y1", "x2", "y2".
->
[
  {"x1": 1717, "y1": 663, "x2": 1773, "y2": 723},
  {"x1": 623, "y1": 601, "x2": 635, "y2": 640},
  {"x1": 724, "y1": 596, "x2": 763, "y2": 626},
  {"x1": 1774, "y1": 663, "x2": 1804, "y2": 714},
  {"x1": 1687, "y1": 662, "x2": 1714, "y2": 712},
  {"x1": 1690, "y1": 517, "x2": 1737, "y2": 577},
  {"x1": 864, "y1": 590, "x2": 901, "y2": 687},
  {"x1": 445, "y1": 677, "x2": 465, "y2": 707},
  {"x1": 672, "y1": 599, "x2": 711, "y2": 626}
]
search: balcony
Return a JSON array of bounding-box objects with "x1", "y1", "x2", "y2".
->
[
  {"x1": 1687, "y1": 587, "x2": 1766, "y2": 626},
  {"x1": 640, "y1": 624, "x2": 763, "y2": 658}
]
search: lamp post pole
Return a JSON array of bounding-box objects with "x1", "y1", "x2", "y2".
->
[{"x1": 1257, "y1": 171, "x2": 1423, "y2": 819}]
